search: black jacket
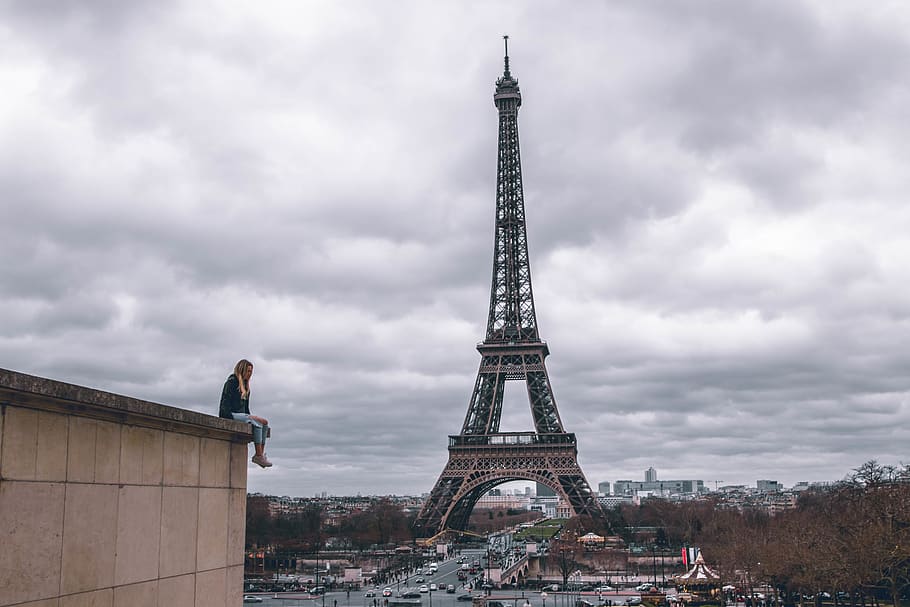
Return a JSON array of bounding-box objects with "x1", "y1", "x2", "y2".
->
[{"x1": 219, "y1": 374, "x2": 250, "y2": 419}]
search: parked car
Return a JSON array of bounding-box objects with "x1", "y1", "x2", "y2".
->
[
  {"x1": 595, "y1": 586, "x2": 614, "y2": 593},
  {"x1": 625, "y1": 598, "x2": 642, "y2": 606},
  {"x1": 243, "y1": 597, "x2": 263, "y2": 604},
  {"x1": 543, "y1": 585, "x2": 561, "y2": 592}
]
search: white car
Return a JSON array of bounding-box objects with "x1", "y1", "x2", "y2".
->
[
  {"x1": 243, "y1": 597, "x2": 264, "y2": 604},
  {"x1": 429, "y1": 583, "x2": 438, "y2": 591},
  {"x1": 595, "y1": 586, "x2": 614, "y2": 592},
  {"x1": 419, "y1": 585, "x2": 429, "y2": 593}
]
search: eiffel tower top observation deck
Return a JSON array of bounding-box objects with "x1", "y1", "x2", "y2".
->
[{"x1": 414, "y1": 38, "x2": 602, "y2": 538}]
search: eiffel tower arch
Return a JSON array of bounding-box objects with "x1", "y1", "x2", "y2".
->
[{"x1": 414, "y1": 38, "x2": 603, "y2": 537}]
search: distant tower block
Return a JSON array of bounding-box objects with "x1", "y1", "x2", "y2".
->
[
  {"x1": 645, "y1": 467, "x2": 657, "y2": 483},
  {"x1": 414, "y1": 38, "x2": 603, "y2": 537},
  {"x1": 537, "y1": 482, "x2": 556, "y2": 497}
]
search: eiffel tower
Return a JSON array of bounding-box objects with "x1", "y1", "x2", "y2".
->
[{"x1": 414, "y1": 38, "x2": 603, "y2": 537}]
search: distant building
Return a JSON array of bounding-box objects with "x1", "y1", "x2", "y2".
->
[
  {"x1": 599, "y1": 495, "x2": 633, "y2": 509},
  {"x1": 614, "y1": 479, "x2": 705, "y2": 495},
  {"x1": 757, "y1": 480, "x2": 782, "y2": 492},
  {"x1": 598, "y1": 481, "x2": 611, "y2": 495},
  {"x1": 536, "y1": 482, "x2": 556, "y2": 497},
  {"x1": 475, "y1": 494, "x2": 530, "y2": 509},
  {"x1": 645, "y1": 467, "x2": 658, "y2": 483}
]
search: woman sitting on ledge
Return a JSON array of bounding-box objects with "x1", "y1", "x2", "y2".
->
[{"x1": 219, "y1": 359, "x2": 272, "y2": 468}]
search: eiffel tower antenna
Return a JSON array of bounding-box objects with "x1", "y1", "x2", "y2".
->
[
  {"x1": 415, "y1": 40, "x2": 603, "y2": 538},
  {"x1": 503, "y1": 35, "x2": 511, "y2": 78}
]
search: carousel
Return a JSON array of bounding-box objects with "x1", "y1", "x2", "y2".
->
[{"x1": 672, "y1": 553, "x2": 722, "y2": 605}]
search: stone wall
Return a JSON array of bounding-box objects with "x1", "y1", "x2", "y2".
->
[{"x1": 0, "y1": 368, "x2": 253, "y2": 607}]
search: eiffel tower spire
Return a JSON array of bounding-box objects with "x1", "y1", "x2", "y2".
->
[
  {"x1": 414, "y1": 39, "x2": 602, "y2": 538},
  {"x1": 487, "y1": 34, "x2": 537, "y2": 345}
]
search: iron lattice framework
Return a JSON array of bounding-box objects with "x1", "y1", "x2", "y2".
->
[{"x1": 415, "y1": 39, "x2": 603, "y2": 537}]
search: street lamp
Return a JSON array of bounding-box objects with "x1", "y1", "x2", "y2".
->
[{"x1": 542, "y1": 591, "x2": 549, "y2": 607}]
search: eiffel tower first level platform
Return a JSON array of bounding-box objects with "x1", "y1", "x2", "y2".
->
[
  {"x1": 413, "y1": 38, "x2": 603, "y2": 538},
  {"x1": 416, "y1": 431, "x2": 603, "y2": 534}
]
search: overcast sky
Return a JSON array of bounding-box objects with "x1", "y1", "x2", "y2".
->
[{"x1": 2, "y1": 1, "x2": 909, "y2": 498}]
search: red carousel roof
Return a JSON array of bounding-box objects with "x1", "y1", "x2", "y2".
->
[{"x1": 674, "y1": 553, "x2": 720, "y2": 583}]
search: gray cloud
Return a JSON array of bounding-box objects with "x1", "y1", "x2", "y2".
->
[{"x1": 2, "y1": 1, "x2": 909, "y2": 497}]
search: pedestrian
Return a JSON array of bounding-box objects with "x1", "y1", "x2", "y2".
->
[{"x1": 219, "y1": 358, "x2": 273, "y2": 467}]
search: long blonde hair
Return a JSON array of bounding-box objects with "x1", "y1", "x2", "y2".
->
[{"x1": 233, "y1": 359, "x2": 253, "y2": 398}]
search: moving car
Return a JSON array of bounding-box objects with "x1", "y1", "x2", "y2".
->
[
  {"x1": 595, "y1": 586, "x2": 614, "y2": 593},
  {"x1": 383, "y1": 588, "x2": 394, "y2": 597},
  {"x1": 447, "y1": 585, "x2": 457, "y2": 593},
  {"x1": 429, "y1": 583, "x2": 438, "y2": 591},
  {"x1": 419, "y1": 586, "x2": 429, "y2": 593},
  {"x1": 625, "y1": 598, "x2": 642, "y2": 606},
  {"x1": 243, "y1": 597, "x2": 264, "y2": 604},
  {"x1": 457, "y1": 594, "x2": 475, "y2": 602}
]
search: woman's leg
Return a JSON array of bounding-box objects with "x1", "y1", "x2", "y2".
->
[
  {"x1": 250, "y1": 415, "x2": 269, "y2": 453},
  {"x1": 232, "y1": 413, "x2": 268, "y2": 462}
]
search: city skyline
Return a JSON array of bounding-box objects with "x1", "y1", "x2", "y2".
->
[{"x1": 2, "y1": 2, "x2": 909, "y2": 497}]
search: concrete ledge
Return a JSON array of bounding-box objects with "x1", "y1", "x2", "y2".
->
[{"x1": 0, "y1": 367, "x2": 252, "y2": 444}]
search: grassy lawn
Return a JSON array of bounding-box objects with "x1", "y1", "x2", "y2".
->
[{"x1": 515, "y1": 519, "x2": 565, "y2": 541}]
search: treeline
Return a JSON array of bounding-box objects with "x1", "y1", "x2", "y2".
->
[
  {"x1": 246, "y1": 500, "x2": 538, "y2": 551},
  {"x1": 246, "y1": 497, "x2": 414, "y2": 550},
  {"x1": 611, "y1": 461, "x2": 909, "y2": 607}
]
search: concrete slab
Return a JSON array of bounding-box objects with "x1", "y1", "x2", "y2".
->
[
  {"x1": 114, "y1": 485, "x2": 162, "y2": 586},
  {"x1": 158, "y1": 574, "x2": 195, "y2": 606},
  {"x1": 61, "y1": 483, "x2": 119, "y2": 595},
  {"x1": 159, "y1": 486, "x2": 199, "y2": 578},
  {"x1": 2, "y1": 406, "x2": 38, "y2": 480},
  {"x1": 36, "y1": 410, "x2": 68, "y2": 481},
  {"x1": 196, "y1": 488, "x2": 229, "y2": 571},
  {"x1": 113, "y1": 579, "x2": 158, "y2": 607},
  {"x1": 59, "y1": 588, "x2": 113, "y2": 607},
  {"x1": 0, "y1": 480, "x2": 65, "y2": 605},
  {"x1": 194, "y1": 569, "x2": 226, "y2": 607},
  {"x1": 163, "y1": 432, "x2": 200, "y2": 487},
  {"x1": 198, "y1": 438, "x2": 229, "y2": 488}
]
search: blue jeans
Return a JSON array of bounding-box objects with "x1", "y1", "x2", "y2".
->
[{"x1": 231, "y1": 413, "x2": 267, "y2": 445}]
